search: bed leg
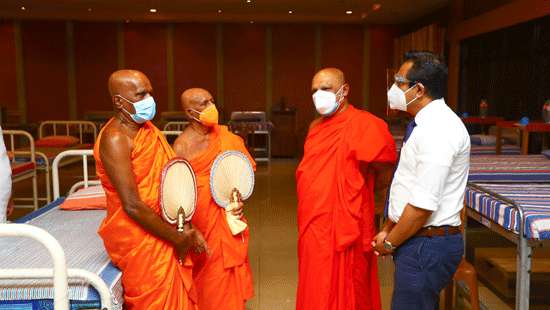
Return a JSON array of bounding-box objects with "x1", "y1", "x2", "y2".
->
[
  {"x1": 516, "y1": 231, "x2": 531, "y2": 310},
  {"x1": 32, "y1": 172, "x2": 38, "y2": 210},
  {"x1": 46, "y1": 169, "x2": 51, "y2": 203}
]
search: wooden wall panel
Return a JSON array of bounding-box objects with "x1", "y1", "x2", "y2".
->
[
  {"x1": 74, "y1": 22, "x2": 118, "y2": 117},
  {"x1": 124, "y1": 23, "x2": 168, "y2": 112},
  {"x1": 321, "y1": 24, "x2": 364, "y2": 108},
  {"x1": 0, "y1": 21, "x2": 17, "y2": 113},
  {"x1": 22, "y1": 21, "x2": 68, "y2": 122},
  {"x1": 173, "y1": 23, "x2": 217, "y2": 110},
  {"x1": 223, "y1": 24, "x2": 266, "y2": 120}
]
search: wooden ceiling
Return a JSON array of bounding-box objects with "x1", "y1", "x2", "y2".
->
[{"x1": 0, "y1": 0, "x2": 450, "y2": 24}]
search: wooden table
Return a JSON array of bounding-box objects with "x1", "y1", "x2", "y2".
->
[
  {"x1": 496, "y1": 121, "x2": 550, "y2": 154},
  {"x1": 462, "y1": 116, "x2": 504, "y2": 134}
]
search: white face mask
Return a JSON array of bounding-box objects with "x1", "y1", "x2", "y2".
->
[
  {"x1": 387, "y1": 83, "x2": 419, "y2": 112},
  {"x1": 312, "y1": 85, "x2": 345, "y2": 116}
]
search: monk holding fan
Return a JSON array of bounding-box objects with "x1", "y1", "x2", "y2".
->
[{"x1": 173, "y1": 88, "x2": 255, "y2": 310}]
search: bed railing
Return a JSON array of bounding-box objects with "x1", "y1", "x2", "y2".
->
[
  {"x1": 52, "y1": 149, "x2": 98, "y2": 200},
  {"x1": 163, "y1": 121, "x2": 188, "y2": 132},
  {"x1": 0, "y1": 224, "x2": 112, "y2": 310},
  {"x1": 466, "y1": 182, "x2": 530, "y2": 310},
  {"x1": 39, "y1": 120, "x2": 98, "y2": 144},
  {"x1": 2, "y1": 129, "x2": 38, "y2": 210}
]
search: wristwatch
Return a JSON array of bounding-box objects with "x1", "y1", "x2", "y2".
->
[{"x1": 383, "y1": 239, "x2": 397, "y2": 252}]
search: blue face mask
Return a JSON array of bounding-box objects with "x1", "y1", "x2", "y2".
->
[{"x1": 118, "y1": 95, "x2": 156, "y2": 124}]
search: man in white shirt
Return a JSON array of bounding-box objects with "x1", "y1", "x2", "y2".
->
[
  {"x1": 0, "y1": 126, "x2": 12, "y2": 223},
  {"x1": 372, "y1": 51, "x2": 470, "y2": 309}
]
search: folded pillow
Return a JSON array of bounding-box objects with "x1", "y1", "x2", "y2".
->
[
  {"x1": 60, "y1": 185, "x2": 106, "y2": 210},
  {"x1": 543, "y1": 149, "x2": 550, "y2": 159},
  {"x1": 470, "y1": 134, "x2": 497, "y2": 146},
  {"x1": 36, "y1": 135, "x2": 79, "y2": 148}
]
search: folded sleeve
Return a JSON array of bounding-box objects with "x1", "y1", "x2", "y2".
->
[{"x1": 409, "y1": 130, "x2": 455, "y2": 211}]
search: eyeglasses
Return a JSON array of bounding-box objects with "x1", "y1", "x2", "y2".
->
[{"x1": 394, "y1": 74, "x2": 414, "y2": 85}]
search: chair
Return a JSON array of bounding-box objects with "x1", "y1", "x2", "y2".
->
[{"x1": 444, "y1": 205, "x2": 480, "y2": 310}]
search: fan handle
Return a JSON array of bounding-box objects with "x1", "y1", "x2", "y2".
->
[
  {"x1": 177, "y1": 207, "x2": 186, "y2": 265},
  {"x1": 226, "y1": 188, "x2": 248, "y2": 235}
]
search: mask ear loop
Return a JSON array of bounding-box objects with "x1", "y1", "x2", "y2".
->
[
  {"x1": 187, "y1": 108, "x2": 202, "y2": 123},
  {"x1": 115, "y1": 95, "x2": 135, "y2": 118}
]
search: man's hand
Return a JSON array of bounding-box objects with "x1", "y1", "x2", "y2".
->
[
  {"x1": 371, "y1": 231, "x2": 393, "y2": 256},
  {"x1": 231, "y1": 201, "x2": 244, "y2": 219}
]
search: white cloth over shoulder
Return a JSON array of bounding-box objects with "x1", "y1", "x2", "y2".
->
[{"x1": 0, "y1": 126, "x2": 12, "y2": 223}]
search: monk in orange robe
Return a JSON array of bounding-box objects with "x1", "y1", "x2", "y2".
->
[
  {"x1": 173, "y1": 88, "x2": 255, "y2": 310},
  {"x1": 94, "y1": 70, "x2": 207, "y2": 309},
  {"x1": 296, "y1": 68, "x2": 397, "y2": 310}
]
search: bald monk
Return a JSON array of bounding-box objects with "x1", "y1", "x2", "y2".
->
[
  {"x1": 173, "y1": 88, "x2": 254, "y2": 310},
  {"x1": 296, "y1": 68, "x2": 397, "y2": 310},
  {"x1": 94, "y1": 70, "x2": 207, "y2": 309}
]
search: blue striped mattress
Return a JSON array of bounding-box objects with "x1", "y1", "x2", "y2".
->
[
  {"x1": 468, "y1": 155, "x2": 550, "y2": 182},
  {"x1": 465, "y1": 183, "x2": 550, "y2": 240},
  {"x1": 393, "y1": 137, "x2": 520, "y2": 155},
  {"x1": 0, "y1": 199, "x2": 123, "y2": 309}
]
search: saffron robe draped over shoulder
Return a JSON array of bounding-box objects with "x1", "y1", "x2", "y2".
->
[
  {"x1": 94, "y1": 120, "x2": 197, "y2": 310},
  {"x1": 188, "y1": 125, "x2": 255, "y2": 310},
  {"x1": 296, "y1": 105, "x2": 396, "y2": 310}
]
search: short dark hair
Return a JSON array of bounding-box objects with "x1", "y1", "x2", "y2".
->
[{"x1": 404, "y1": 51, "x2": 448, "y2": 100}]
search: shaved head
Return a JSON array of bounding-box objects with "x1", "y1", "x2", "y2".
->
[
  {"x1": 180, "y1": 88, "x2": 213, "y2": 110},
  {"x1": 313, "y1": 68, "x2": 345, "y2": 87},
  {"x1": 108, "y1": 69, "x2": 153, "y2": 114},
  {"x1": 180, "y1": 87, "x2": 216, "y2": 122},
  {"x1": 311, "y1": 67, "x2": 350, "y2": 104},
  {"x1": 108, "y1": 70, "x2": 150, "y2": 97}
]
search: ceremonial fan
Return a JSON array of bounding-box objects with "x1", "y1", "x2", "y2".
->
[
  {"x1": 159, "y1": 158, "x2": 197, "y2": 235},
  {"x1": 210, "y1": 151, "x2": 255, "y2": 235}
]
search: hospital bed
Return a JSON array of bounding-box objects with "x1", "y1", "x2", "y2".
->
[
  {"x1": 163, "y1": 121, "x2": 189, "y2": 132},
  {"x1": 465, "y1": 183, "x2": 550, "y2": 310},
  {"x1": 16, "y1": 120, "x2": 97, "y2": 203},
  {"x1": 468, "y1": 155, "x2": 550, "y2": 183},
  {"x1": 394, "y1": 136, "x2": 521, "y2": 155},
  {"x1": 0, "y1": 149, "x2": 122, "y2": 309},
  {"x1": 3, "y1": 129, "x2": 38, "y2": 210}
]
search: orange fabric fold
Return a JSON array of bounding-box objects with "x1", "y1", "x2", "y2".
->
[
  {"x1": 188, "y1": 125, "x2": 255, "y2": 310},
  {"x1": 296, "y1": 105, "x2": 396, "y2": 310},
  {"x1": 94, "y1": 120, "x2": 197, "y2": 310}
]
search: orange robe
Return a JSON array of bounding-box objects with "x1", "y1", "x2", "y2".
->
[
  {"x1": 187, "y1": 125, "x2": 255, "y2": 310},
  {"x1": 296, "y1": 105, "x2": 396, "y2": 310},
  {"x1": 94, "y1": 120, "x2": 197, "y2": 310}
]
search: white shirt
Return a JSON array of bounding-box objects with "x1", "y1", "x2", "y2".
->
[
  {"x1": 388, "y1": 99, "x2": 470, "y2": 227},
  {"x1": 0, "y1": 126, "x2": 12, "y2": 223}
]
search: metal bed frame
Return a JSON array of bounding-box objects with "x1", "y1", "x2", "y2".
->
[
  {"x1": 0, "y1": 224, "x2": 112, "y2": 310},
  {"x1": 3, "y1": 129, "x2": 38, "y2": 210},
  {"x1": 466, "y1": 182, "x2": 550, "y2": 310},
  {"x1": 34, "y1": 121, "x2": 98, "y2": 203},
  {"x1": 52, "y1": 149, "x2": 99, "y2": 200},
  {"x1": 163, "y1": 121, "x2": 189, "y2": 132},
  {"x1": 0, "y1": 149, "x2": 111, "y2": 309}
]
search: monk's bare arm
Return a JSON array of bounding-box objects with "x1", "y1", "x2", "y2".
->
[{"x1": 99, "y1": 132, "x2": 191, "y2": 248}]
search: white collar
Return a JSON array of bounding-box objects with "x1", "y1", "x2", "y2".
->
[{"x1": 414, "y1": 98, "x2": 446, "y2": 126}]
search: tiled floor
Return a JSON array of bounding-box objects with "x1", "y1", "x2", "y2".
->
[{"x1": 9, "y1": 159, "x2": 518, "y2": 309}]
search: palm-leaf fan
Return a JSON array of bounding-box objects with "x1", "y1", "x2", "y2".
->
[
  {"x1": 159, "y1": 158, "x2": 197, "y2": 232},
  {"x1": 210, "y1": 150, "x2": 255, "y2": 235}
]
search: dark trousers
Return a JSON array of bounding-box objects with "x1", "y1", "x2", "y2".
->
[{"x1": 391, "y1": 233, "x2": 464, "y2": 310}]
